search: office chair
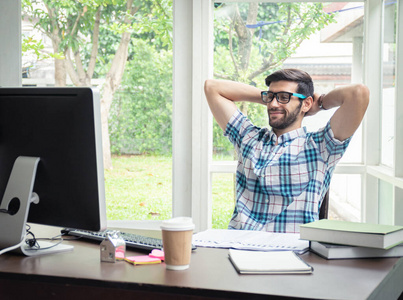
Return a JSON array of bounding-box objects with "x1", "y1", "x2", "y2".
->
[{"x1": 319, "y1": 191, "x2": 329, "y2": 220}]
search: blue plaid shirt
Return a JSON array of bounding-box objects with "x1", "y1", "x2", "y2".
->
[{"x1": 224, "y1": 109, "x2": 351, "y2": 233}]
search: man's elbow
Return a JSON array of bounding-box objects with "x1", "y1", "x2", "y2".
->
[
  {"x1": 354, "y1": 84, "x2": 370, "y2": 111},
  {"x1": 204, "y1": 79, "x2": 224, "y2": 106},
  {"x1": 204, "y1": 79, "x2": 217, "y2": 95}
]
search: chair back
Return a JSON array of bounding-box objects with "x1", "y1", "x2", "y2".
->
[{"x1": 319, "y1": 191, "x2": 329, "y2": 219}]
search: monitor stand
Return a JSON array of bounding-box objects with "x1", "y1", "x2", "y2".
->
[{"x1": 0, "y1": 156, "x2": 73, "y2": 256}]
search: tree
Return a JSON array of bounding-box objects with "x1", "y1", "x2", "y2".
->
[
  {"x1": 214, "y1": 3, "x2": 334, "y2": 84},
  {"x1": 109, "y1": 39, "x2": 173, "y2": 155},
  {"x1": 22, "y1": 0, "x2": 172, "y2": 168}
]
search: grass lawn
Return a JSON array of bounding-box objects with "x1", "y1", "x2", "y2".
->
[{"x1": 105, "y1": 155, "x2": 235, "y2": 229}]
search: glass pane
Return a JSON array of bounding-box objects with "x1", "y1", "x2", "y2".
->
[
  {"x1": 380, "y1": 0, "x2": 397, "y2": 167},
  {"x1": 212, "y1": 173, "x2": 235, "y2": 229},
  {"x1": 105, "y1": 155, "x2": 172, "y2": 221},
  {"x1": 378, "y1": 180, "x2": 394, "y2": 225},
  {"x1": 213, "y1": 2, "x2": 364, "y2": 163},
  {"x1": 329, "y1": 174, "x2": 362, "y2": 222},
  {"x1": 396, "y1": 187, "x2": 403, "y2": 226},
  {"x1": 22, "y1": 2, "x2": 173, "y2": 222}
]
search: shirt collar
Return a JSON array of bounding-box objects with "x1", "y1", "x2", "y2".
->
[{"x1": 268, "y1": 127, "x2": 307, "y2": 145}]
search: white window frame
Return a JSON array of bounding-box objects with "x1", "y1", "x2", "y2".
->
[{"x1": 364, "y1": 0, "x2": 403, "y2": 225}]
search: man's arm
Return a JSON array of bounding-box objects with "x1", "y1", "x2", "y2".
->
[
  {"x1": 204, "y1": 79, "x2": 262, "y2": 131},
  {"x1": 309, "y1": 84, "x2": 370, "y2": 141}
]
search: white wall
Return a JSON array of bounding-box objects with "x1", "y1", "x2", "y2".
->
[{"x1": 0, "y1": 0, "x2": 21, "y2": 87}]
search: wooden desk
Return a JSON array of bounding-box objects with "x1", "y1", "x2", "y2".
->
[{"x1": 0, "y1": 225, "x2": 402, "y2": 300}]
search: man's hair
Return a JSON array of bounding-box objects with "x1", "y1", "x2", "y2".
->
[{"x1": 265, "y1": 68, "x2": 314, "y2": 97}]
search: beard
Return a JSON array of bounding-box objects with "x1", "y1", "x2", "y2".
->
[{"x1": 268, "y1": 101, "x2": 303, "y2": 130}]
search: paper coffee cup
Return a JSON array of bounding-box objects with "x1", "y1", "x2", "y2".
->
[{"x1": 161, "y1": 217, "x2": 195, "y2": 270}]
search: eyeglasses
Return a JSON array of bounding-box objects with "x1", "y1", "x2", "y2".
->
[{"x1": 261, "y1": 91, "x2": 307, "y2": 104}]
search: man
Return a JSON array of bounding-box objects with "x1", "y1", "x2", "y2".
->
[{"x1": 204, "y1": 69, "x2": 369, "y2": 233}]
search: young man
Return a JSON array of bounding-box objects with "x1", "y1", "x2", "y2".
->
[{"x1": 204, "y1": 69, "x2": 369, "y2": 233}]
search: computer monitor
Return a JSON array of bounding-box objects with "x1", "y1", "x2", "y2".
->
[{"x1": 0, "y1": 87, "x2": 106, "y2": 255}]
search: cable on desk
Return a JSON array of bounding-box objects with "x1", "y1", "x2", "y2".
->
[
  {"x1": 0, "y1": 224, "x2": 67, "y2": 254},
  {"x1": 23, "y1": 226, "x2": 65, "y2": 251}
]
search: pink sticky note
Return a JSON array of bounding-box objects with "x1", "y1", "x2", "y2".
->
[
  {"x1": 149, "y1": 249, "x2": 165, "y2": 261},
  {"x1": 125, "y1": 255, "x2": 161, "y2": 265}
]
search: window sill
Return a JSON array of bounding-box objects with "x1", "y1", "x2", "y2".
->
[
  {"x1": 107, "y1": 220, "x2": 163, "y2": 232},
  {"x1": 366, "y1": 165, "x2": 403, "y2": 189}
]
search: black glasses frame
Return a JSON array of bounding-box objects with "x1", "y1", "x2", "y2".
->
[{"x1": 261, "y1": 91, "x2": 307, "y2": 104}]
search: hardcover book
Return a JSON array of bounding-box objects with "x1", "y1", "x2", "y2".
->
[
  {"x1": 310, "y1": 241, "x2": 403, "y2": 259},
  {"x1": 300, "y1": 220, "x2": 403, "y2": 249}
]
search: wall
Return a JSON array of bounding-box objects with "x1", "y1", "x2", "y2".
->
[{"x1": 0, "y1": 0, "x2": 21, "y2": 87}]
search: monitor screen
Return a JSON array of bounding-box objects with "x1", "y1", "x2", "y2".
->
[{"x1": 0, "y1": 87, "x2": 106, "y2": 234}]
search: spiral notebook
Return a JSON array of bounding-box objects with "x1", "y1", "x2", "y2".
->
[{"x1": 228, "y1": 249, "x2": 313, "y2": 274}]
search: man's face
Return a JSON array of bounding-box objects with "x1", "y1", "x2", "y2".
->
[{"x1": 266, "y1": 81, "x2": 304, "y2": 132}]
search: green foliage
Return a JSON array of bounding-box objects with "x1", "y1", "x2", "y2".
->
[
  {"x1": 23, "y1": 0, "x2": 172, "y2": 78},
  {"x1": 258, "y1": 3, "x2": 333, "y2": 61},
  {"x1": 83, "y1": 0, "x2": 172, "y2": 79},
  {"x1": 109, "y1": 39, "x2": 173, "y2": 155},
  {"x1": 23, "y1": 0, "x2": 101, "y2": 52},
  {"x1": 22, "y1": 36, "x2": 64, "y2": 60},
  {"x1": 83, "y1": 25, "x2": 121, "y2": 78},
  {"x1": 214, "y1": 2, "x2": 334, "y2": 82},
  {"x1": 132, "y1": 0, "x2": 173, "y2": 49}
]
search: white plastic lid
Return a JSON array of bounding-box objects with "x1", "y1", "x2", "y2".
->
[{"x1": 160, "y1": 217, "x2": 195, "y2": 231}]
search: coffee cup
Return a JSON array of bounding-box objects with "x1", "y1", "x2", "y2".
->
[{"x1": 160, "y1": 217, "x2": 195, "y2": 270}]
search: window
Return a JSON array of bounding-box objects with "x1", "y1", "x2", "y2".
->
[
  {"x1": 364, "y1": 0, "x2": 403, "y2": 225},
  {"x1": 378, "y1": 180, "x2": 394, "y2": 224}
]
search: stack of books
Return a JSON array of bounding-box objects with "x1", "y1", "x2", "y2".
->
[{"x1": 300, "y1": 219, "x2": 403, "y2": 259}]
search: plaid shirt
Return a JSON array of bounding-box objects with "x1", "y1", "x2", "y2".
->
[{"x1": 224, "y1": 109, "x2": 351, "y2": 233}]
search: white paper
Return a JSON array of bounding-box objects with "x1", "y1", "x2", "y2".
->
[{"x1": 192, "y1": 229, "x2": 309, "y2": 254}]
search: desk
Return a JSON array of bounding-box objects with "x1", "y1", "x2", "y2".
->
[{"x1": 0, "y1": 225, "x2": 402, "y2": 300}]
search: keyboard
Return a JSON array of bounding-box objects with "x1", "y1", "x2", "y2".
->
[{"x1": 61, "y1": 228, "x2": 196, "y2": 252}]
